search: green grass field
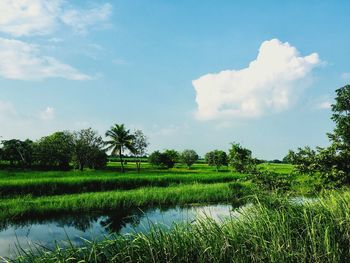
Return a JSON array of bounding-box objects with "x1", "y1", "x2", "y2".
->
[{"x1": 0, "y1": 161, "x2": 331, "y2": 262}]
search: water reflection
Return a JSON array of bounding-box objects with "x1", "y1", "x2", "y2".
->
[{"x1": 0, "y1": 204, "x2": 233, "y2": 258}]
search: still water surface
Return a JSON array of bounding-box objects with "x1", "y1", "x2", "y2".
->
[{"x1": 0, "y1": 204, "x2": 236, "y2": 258}]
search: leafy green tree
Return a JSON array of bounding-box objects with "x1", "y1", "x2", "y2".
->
[
  {"x1": 35, "y1": 131, "x2": 74, "y2": 169},
  {"x1": 73, "y1": 128, "x2": 107, "y2": 171},
  {"x1": 105, "y1": 124, "x2": 135, "y2": 172},
  {"x1": 289, "y1": 85, "x2": 350, "y2": 187},
  {"x1": 288, "y1": 146, "x2": 318, "y2": 174},
  {"x1": 228, "y1": 143, "x2": 255, "y2": 173},
  {"x1": 205, "y1": 150, "x2": 228, "y2": 172},
  {"x1": 314, "y1": 84, "x2": 350, "y2": 185},
  {"x1": 148, "y1": 150, "x2": 175, "y2": 169},
  {"x1": 1, "y1": 139, "x2": 34, "y2": 167},
  {"x1": 180, "y1": 149, "x2": 199, "y2": 169},
  {"x1": 164, "y1": 149, "x2": 179, "y2": 165},
  {"x1": 131, "y1": 130, "x2": 149, "y2": 173}
]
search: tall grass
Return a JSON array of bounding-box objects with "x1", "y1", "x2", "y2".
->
[
  {"x1": 8, "y1": 191, "x2": 350, "y2": 263},
  {"x1": 0, "y1": 172, "x2": 243, "y2": 197},
  {"x1": 0, "y1": 183, "x2": 242, "y2": 221}
]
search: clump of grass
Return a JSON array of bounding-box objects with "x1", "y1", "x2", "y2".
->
[
  {"x1": 7, "y1": 191, "x2": 350, "y2": 263},
  {"x1": 0, "y1": 171, "x2": 243, "y2": 197},
  {"x1": 0, "y1": 183, "x2": 244, "y2": 221}
]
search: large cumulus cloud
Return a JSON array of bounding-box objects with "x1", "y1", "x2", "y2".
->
[{"x1": 193, "y1": 39, "x2": 321, "y2": 120}]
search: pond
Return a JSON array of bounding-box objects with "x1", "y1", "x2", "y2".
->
[{"x1": 0, "y1": 204, "x2": 243, "y2": 259}]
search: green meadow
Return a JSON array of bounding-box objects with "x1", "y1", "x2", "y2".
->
[{"x1": 0, "y1": 160, "x2": 332, "y2": 263}]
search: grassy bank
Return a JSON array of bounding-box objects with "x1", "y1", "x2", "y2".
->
[
  {"x1": 0, "y1": 172, "x2": 243, "y2": 197},
  {"x1": 9, "y1": 191, "x2": 350, "y2": 263},
  {"x1": 0, "y1": 182, "x2": 246, "y2": 221}
]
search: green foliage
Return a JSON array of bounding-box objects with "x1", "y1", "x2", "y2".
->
[
  {"x1": 205, "y1": 150, "x2": 228, "y2": 171},
  {"x1": 0, "y1": 183, "x2": 232, "y2": 221},
  {"x1": 35, "y1": 131, "x2": 74, "y2": 170},
  {"x1": 164, "y1": 149, "x2": 180, "y2": 164},
  {"x1": 105, "y1": 124, "x2": 135, "y2": 172},
  {"x1": 287, "y1": 146, "x2": 318, "y2": 174},
  {"x1": 286, "y1": 85, "x2": 350, "y2": 187},
  {"x1": 73, "y1": 128, "x2": 107, "y2": 171},
  {"x1": 251, "y1": 171, "x2": 293, "y2": 192},
  {"x1": 148, "y1": 150, "x2": 176, "y2": 169},
  {"x1": 180, "y1": 149, "x2": 199, "y2": 168},
  {"x1": 1, "y1": 139, "x2": 34, "y2": 167},
  {"x1": 12, "y1": 192, "x2": 350, "y2": 263},
  {"x1": 131, "y1": 130, "x2": 149, "y2": 172},
  {"x1": 228, "y1": 142, "x2": 256, "y2": 173}
]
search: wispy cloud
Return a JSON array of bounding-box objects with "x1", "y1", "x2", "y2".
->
[
  {"x1": 39, "y1": 107, "x2": 55, "y2": 120},
  {"x1": 0, "y1": 0, "x2": 61, "y2": 36},
  {"x1": 61, "y1": 3, "x2": 112, "y2": 35},
  {"x1": 341, "y1": 72, "x2": 350, "y2": 80},
  {"x1": 316, "y1": 101, "x2": 332, "y2": 110},
  {"x1": 193, "y1": 39, "x2": 321, "y2": 121},
  {"x1": 0, "y1": 1, "x2": 112, "y2": 37},
  {"x1": 0, "y1": 38, "x2": 91, "y2": 80}
]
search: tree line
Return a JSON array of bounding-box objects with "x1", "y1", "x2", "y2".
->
[
  {"x1": 0, "y1": 122, "x2": 259, "y2": 173},
  {"x1": 284, "y1": 84, "x2": 350, "y2": 187},
  {"x1": 0, "y1": 124, "x2": 149, "y2": 172}
]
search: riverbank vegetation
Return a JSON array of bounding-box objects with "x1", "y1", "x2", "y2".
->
[{"x1": 9, "y1": 191, "x2": 350, "y2": 263}]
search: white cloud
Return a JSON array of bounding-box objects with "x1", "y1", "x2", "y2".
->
[
  {"x1": 39, "y1": 107, "x2": 55, "y2": 120},
  {"x1": 317, "y1": 101, "x2": 332, "y2": 110},
  {"x1": 0, "y1": 38, "x2": 91, "y2": 80},
  {"x1": 341, "y1": 72, "x2": 350, "y2": 80},
  {"x1": 0, "y1": 1, "x2": 112, "y2": 36},
  {"x1": 0, "y1": 0, "x2": 62, "y2": 36},
  {"x1": 61, "y1": 3, "x2": 112, "y2": 35},
  {"x1": 193, "y1": 39, "x2": 321, "y2": 120}
]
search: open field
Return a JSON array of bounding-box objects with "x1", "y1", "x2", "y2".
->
[
  {"x1": 0, "y1": 162, "x2": 324, "y2": 262},
  {"x1": 0, "y1": 162, "x2": 315, "y2": 221}
]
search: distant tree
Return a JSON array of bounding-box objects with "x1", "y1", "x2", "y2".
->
[
  {"x1": 131, "y1": 130, "x2": 149, "y2": 173},
  {"x1": 35, "y1": 131, "x2": 74, "y2": 169},
  {"x1": 164, "y1": 149, "x2": 179, "y2": 165},
  {"x1": 288, "y1": 147, "x2": 318, "y2": 174},
  {"x1": 73, "y1": 128, "x2": 107, "y2": 171},
  {"x1": 105, "y1": 124, "x2": 135, "y2": 172},
  {"x1": 148, "y1": 150, "x2": 175, "y2": 169},
  {"x1": 1, "y1": 139, "x2": 34, "y2": 167},
  {"x1": 205, "y1": 150, "x2": 228, "y2": 172},
  {"x1": 180, "y1": 149, "x2": 199, "y2": 169},
  {"x1": 282, "y1": 150, "x2": 296, "y2": 164},
  {"x1": 228, "y1": 143, "x2": 255, "y2": 173}
]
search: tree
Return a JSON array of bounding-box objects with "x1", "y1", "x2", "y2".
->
[
  {"x1": 289, "y1": 85, "x2": 350, "y2": 187},
  {"x1": 1, "y1": 139, "x2": 34, "y2": 167},
  {"x1": 287, "y1": 146, "x2": 318, "y2": 174},
  {"x1": 164, "y1": 149, "x2": 179, "y2": 165},
  {"x1": 180, "y1": 149, "x2": 198, "y2": 169},
  {"x1": 105, "y1": 124, "x2": 135, "y2": 172},
  {"x1": 228, "y1": 143, "x2": 255, "y2": 173},
  {"x1": 148, "y1": 150, "x2": 175, "y2": 169},
  {"x1": 317, "y1": 84, "x2": 350, "y2": 185},
  {"x1": 73, "y1": 128, "x2": 107, "y2": 171},
  {"x1": 205, "y1": 150, "x2": 228, "y2": 172},
  {"x1": 131, "y1": 130, "x2": 149, "y2": 173},
  {"x1": 35, "y1": 131, "x2": 74, "y2": 169}
]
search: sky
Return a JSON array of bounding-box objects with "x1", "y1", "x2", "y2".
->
[{"x1": 0, "y1": 0, "x2": 349, "y2": 160}]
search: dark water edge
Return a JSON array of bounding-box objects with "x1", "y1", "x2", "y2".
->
[{"x1": 0, "y1": 203, "x2": 238, "y2": 259}]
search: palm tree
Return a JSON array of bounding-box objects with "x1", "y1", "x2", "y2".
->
[{"x1": 105, "y1": 124, "x2": 135, "y2": 172}]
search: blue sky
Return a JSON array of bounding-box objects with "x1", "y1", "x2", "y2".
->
[{"x1": 0, "y1": 0, "x2": 349, "y2": 159}]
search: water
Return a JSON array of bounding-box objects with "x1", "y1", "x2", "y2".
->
[{"x1": 0, "y1": 204, "x2": 238, "y2": 259}]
